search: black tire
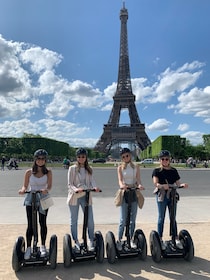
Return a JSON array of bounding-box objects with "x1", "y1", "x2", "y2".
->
[
  {"x1": 49, "y1": 235, "x2": 57, "y2": 269},
  {"x1": 149, "y1": 231, "x2": 162, "y2": 263},
  {"x1": 95, "y1": 231, "x2": 104, "y2": 263},
  {"x1": 63, "y1": 234, "x2": 72, "y2": 268},
  {"x1": 12, "y1": 236, "x2": 25, "y2": 272},
  {"x1": 105, "y1": 231, "x2": 116, "y2": 264},
  {"x1": 134, "y1": 229, "x2": 147, "y2": 260},
  {"x1": 179, "y1": 230, "x2": 194, "y2": 261},
  {"x1": 7, "y1": 165, "x2": 12, "y2": 170}
]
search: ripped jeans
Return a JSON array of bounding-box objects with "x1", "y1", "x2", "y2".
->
[
  {"x1": 69, "y1": 195, "x2": 94, "y2": 242},
  {"x1": 156, "y1": 194, "x2": 178, "y2": 238},
  {"x1": 118, "y1": 197, "x2": 138, "y2": 240}
]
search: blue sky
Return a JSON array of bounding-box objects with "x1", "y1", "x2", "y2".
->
[{"x1": 0, "y1": 0, "x2": 210, "y2": 148}]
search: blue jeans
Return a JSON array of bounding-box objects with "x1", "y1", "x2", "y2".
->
[
  {"x1": 118, "y1": 197, "x2": 138, "y2": 240},
  {"x1": 69, "y1": 195, "x2": 94, "y2": 242},
  {"x1": 156, "y1": 194, "x2": 177, "y2": 238}
]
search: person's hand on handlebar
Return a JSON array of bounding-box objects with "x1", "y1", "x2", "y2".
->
[
  {"x1": 40, "y1": 188, "x2": 49, "y2": 195},
  {"x1": 18, "y1": 187, "x2": 26, "y2": 195},
  {"x1": 93, "y1": 187, "x2": 101, "y2": 192},
  {"x1": 137, "y1": 184, "x2": 145, "y2": 190},
  {"x1": 180, "y1": 183, "x2": 188, "y2": 188}
]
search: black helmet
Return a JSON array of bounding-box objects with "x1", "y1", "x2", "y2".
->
[
  {"x1": 120, "y1": 147, "x2": 131, "y2": 156},
  {"x1": 159, "y1": 150, "x2": 171, "y2": 158},
  {"x1": 76, "y1": 147, "x2": 87, "y2": 156},
  {"x1": 34, "y1": 149, "x2": 48, "y2": 158}
]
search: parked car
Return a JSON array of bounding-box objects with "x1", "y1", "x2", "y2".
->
[
  {"x1": 141, "y1": 158, "x2": 154, "y2": 164},
  {"x1": 92, "y1": 158, "x2": 106, "y2": 163}
]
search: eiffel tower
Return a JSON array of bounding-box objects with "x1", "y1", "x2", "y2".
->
[{"x1": 94, "y1": 3, "x2": 151, "y2": 155}]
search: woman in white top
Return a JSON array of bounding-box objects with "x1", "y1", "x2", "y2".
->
[
  {"x1": 67, "y1": 148, "x2": 100, "y2": 251},
  {"x1": 19, "y1": 149, "x2": 52, "y2": 260},
  {"x1": 117, "y1": 148, "x2": 145, "y2": 250}
]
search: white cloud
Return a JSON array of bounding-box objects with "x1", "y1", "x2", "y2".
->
[
  {"x1": 147, "y1": 118, "x2": 172, "y2": 131},
  {"x1": 181, "y1": 131, "x2": 203, "y2": 145},
  {"x1": 0, "y1": 118, "x2": 90, "y2": 145},
  {"x1": 169, "y1": 86, "x2": 210, "y2": 119},
  {"x1": 147, "y1": 61, "x2": 203, "y2": 103},
  {"x1": 0, "y1": 34, "x2": 209, "y2": 147},
  {"x1": 177, "y1": 123, "x2": 189, "y2": 132}
]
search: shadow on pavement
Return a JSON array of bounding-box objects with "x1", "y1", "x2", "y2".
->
[{"x1": 14, "y1": 256, "x2": 210, "y2": 280}]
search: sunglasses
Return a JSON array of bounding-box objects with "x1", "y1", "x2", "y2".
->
[
  {"x1": 77, "y1": 155, "x2": 86, "y2": 159},
  {"x1": 161, "y1": 158, "x2": 169, "y2": 161},
  {"x1": 122, "y1": 154, "x2": 130, "y2": 159},
  {"x1": 37, "y1": 157, "x2": 46, "y2": 160}
]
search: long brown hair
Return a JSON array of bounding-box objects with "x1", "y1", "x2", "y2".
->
[
  {"x1": 32, "y1": 160, "x2": 49, "y2": 174},
  {"x1": 75, "y1": 159, "x2": 92, "y2": 175}
]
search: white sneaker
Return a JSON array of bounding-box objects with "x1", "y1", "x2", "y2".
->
[
  {"x1": 74, "y1": 241, "x2": 80, "y2": 252},
  {"x1": 116, "y1": 240, "x2": 123, "y2": 251},
  {"x1": 24, "y1": 247, "x2": 31, "y2": 260},
  {"x1": 161, "y1": 241, "x2": 166, "y2": 250},
  {"x1": 175, "y1": 239, "x2": 183, "y2": 249},
  {"x1": 40, "y1": 245, "x2": 47, "y2": 257},
  {"x1": 131, "y1": 240, "x2": 137, "y2": 249},
  {"x1": 89, "y1": 240, "x2": 95, "y2": 252}
]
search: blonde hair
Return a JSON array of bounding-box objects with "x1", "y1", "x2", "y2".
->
[
  {"x1": 121, "y1": 160, "x2": 135, "y2": 170},
  {"x1": 159, "y1": 160, "x2": 171, "y2": 171}
]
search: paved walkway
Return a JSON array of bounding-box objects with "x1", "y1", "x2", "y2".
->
[
  {"x1": 1, "y1": 196, "x2": 210, "y2": 224},
  {"x1": 1, "y1": 196, "x2": 210, "y2": 280}
]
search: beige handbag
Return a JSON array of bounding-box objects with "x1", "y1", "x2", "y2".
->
[
  {"x1": 40, "y1": 195, "x2": 54, "y2": 210},
  {"x1": 136, "y1": 190, "x2": 144, "y2": 209},
  {"x1": 114, "y1": 189, "x2": 124, "y2": 206}
]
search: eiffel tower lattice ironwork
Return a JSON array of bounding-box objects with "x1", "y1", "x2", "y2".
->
[{"x1": 94, "y1": 3, "x2": 151, "y2": 154}]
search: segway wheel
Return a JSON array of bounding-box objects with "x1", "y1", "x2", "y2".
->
[
  {"x1": 105, "y1": 231, "x2": 116, "y2": 264},
  {"x1": 149, "y1": 231, "x2": 162, "y2": 263},
  {"x1": 95, "y1": 231, "x2": 104, "y2": 263},
  {"x1": 134, "y1": 229, "x2": 147, "y2": 260},
  {"x1": 12, "y1": 236, "x2": 25, "y2": 272},
  {"x1": 179, "y1": 229, "x2": 194, "y2": 261},
  {"x1": 49, "y1": 235, "x2": 57, "y2": 269},
  {"x1": 63, "y1": 234, "x2": 72, "y2": 268}
]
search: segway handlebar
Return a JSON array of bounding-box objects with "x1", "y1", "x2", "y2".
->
[
  {"x1": 168, "y1": 184, "x2": 184, "y2": 189},
  {"x1": 25, "y1": 190, "x2": 42, "y2": 194},
  {"x1": 75, "y1": 188, "x2": 102, "y2": 193}
]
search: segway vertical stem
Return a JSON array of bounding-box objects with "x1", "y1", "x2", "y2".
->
[
  {"x1": 169, "y1": 186, "x2": 177, "y2": 246},
  {"x1": 32, "y1": 192, "x2": 39, "y2": 252},
  {"x1": 82, "y1": 189, "x2": 90, "y2": 250},
  {"x1": 125, "y1": 188, "x2": 133, "y2": 248}
]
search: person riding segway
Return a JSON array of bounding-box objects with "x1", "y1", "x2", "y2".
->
[
  {"x1": 150, "y1": 150, "x2": 194, "y2": 262},
  {"x1": 63, "y1": 188, "x2": 104, "y2": 266},
  {"x1": 12, "y1": 190, "x2": 57, "y2": 271},
  {"x1": 63, "y1": 148, "x2": 104, "y2": 267},
  {"x1": 105, "y1": 148, "x2": 147, "y2": 264},
  {"x1": 12, "y1": 149, "x2": 57, "y2": 271}
]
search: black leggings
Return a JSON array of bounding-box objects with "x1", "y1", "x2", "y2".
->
[{"x1": 26, "y1": 206, "x2": 48, "y2": 247}]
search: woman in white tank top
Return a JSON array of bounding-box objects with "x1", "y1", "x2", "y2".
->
[
  {"x1": 19, "y1": 149, "x2": 52, "y2": 260},
  {"x1": 116, "y1": 148, "x2": 145, "y2": 250}
]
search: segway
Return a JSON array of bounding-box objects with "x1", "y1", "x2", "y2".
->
[
  {"x1": 106, "y1": 187, "x2": 147, "y2": 264},
  {"x1": 12, "y1": 191, "x2": 57, "y2": 272},
  {"x1": 150, "y1": 184, "x2": 194, "y2": 262},
  {"x1": 63, "y1": 188, "x2": 104, "y2": 267}
]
